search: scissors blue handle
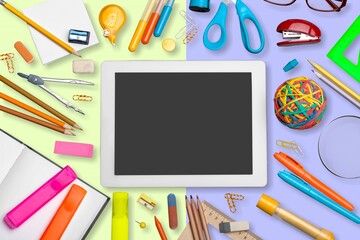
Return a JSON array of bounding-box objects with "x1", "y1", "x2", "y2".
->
[{"x1": 203, "y1": 0, "x2": 265, "y2": 53}]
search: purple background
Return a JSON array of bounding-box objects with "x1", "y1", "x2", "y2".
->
[{"x1": 186, "y1": 0, "x2": 360, "y2": 239}]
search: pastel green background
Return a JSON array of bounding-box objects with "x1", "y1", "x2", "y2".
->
[{"x1": 0, "y1": 0, "x2": 187, "y2": 239}]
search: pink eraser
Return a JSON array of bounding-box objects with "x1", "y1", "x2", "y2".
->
[
  {"x1": 4, "y1": 166, "x2": 77, "y2": 229},
  {"x1": 54, "y1": 141, "x2": 93, "y2": 158}
]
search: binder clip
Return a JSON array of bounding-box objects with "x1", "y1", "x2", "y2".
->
[
  {"x1": 137, "y1": 193, "x2": 157, "y2": 210},
  {"x1": 277, "y1": 19, "x2": 321, "y2": 46}
]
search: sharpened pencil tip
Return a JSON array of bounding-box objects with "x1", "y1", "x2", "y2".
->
[
  {"x1": 196, "y1": 195, "x2": 199, "y2": 199},
  {"x1": 72, "y1": 51, "x2": 82, "y2": 57},
  {"x1": 190, "y1": 195, "x2": 193, "y2": 199},
  {"x1": 307, "y1": 59, "x2": 316, "y2": 66},
  {"x1": 73, "y1": 124, "x2": 83, "y2": 131},
  {"x1": 185, "y1": 195, "x2": 187, "y2": 199}
]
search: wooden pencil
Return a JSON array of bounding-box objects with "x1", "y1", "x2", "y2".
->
[
  {"x1": 185, "y1": 196, "x2": 200, "y2": 240},
  {"x1": 0, "y1": 0, "x2": 80, "y2": 57},
  {"x1": 0, "y1": 75, "x2": 82, "y2": 130},
  {"x1": 0, "y1": 105, "x2": 75, "y2": 135},
  {"x1": 0, "y1": 92, "x2": 73, "y2": 130},
  {"x1": 190, "y1": 195, "x2": 204, "y2": 240},
  {"x1": 197, "y1": 195, "x2": 211, "y2": 240}
]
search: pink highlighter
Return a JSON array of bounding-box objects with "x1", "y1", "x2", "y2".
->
[{"x1": 4, "y1": 166, "x2": 77, "y2": 229}]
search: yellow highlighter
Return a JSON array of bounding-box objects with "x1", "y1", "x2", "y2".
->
[
  {"x1": 257, "y1": 194, "x2": 334, "y2": 240},
  {"x1": 128, "y1": 0, "x2": 157, "y2": 52},
  {"x1": 112, "y1": 192, "x2": 128, "y2": 240}
]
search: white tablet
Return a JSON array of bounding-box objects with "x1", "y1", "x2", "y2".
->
[{"x1": 101, "y1": 61, "x2": 267, "y2": 187}]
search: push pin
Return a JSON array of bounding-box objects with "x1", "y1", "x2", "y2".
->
[{"x1": 135, "y1": 220, "x2": 146, "y2": 229}]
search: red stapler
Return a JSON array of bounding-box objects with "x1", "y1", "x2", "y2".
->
[{"x1": 276, "y1": 19, "x2": 321, "y2": 46}]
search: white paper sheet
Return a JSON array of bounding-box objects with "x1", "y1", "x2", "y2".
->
[{"x1": 23, "y1": 0, "x2": 99, "y2": 64}]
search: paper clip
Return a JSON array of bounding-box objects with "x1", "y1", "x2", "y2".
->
[
  {"x1": 175, "y1": 10, "x2": 198, "y2": 44},
  {"x1": 0, "y1": 53, "x2": 14, "y2": 73},
  {"x1": 72, "y1": 95, "x2": 93, "y2": 102},
  {"x1": 276, "y1": 140, "x2": 304, "y2": 157},
  {"x1": 224, "y1": 193, "x2": 244, "y2": 213},
  {"x1": 183, "y1": 28, "x2": 198, "y2": 44}
]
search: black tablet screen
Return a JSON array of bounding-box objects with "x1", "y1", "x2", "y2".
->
[{"x1": 114, "y1": 73, "x2": 252, "y2": 175}]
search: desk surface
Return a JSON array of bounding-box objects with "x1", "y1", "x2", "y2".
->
[{"x1": 0, "y1": 0, "x2": 359, "y2": 239}]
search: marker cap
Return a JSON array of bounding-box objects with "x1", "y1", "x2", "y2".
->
[{"x1": 256, "y1": 194, "x2": 279, "y2": 216}]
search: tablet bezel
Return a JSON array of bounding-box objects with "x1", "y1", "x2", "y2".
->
[{"x1": 101, "y1": 61, "x2": 267, "y2": 187}]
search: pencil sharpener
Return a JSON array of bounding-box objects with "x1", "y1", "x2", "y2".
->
[{"x1": 68, "y1": 29, "x2": 90, "y2": 45}]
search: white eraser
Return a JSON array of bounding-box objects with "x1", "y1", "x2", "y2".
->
[
  {"x1": 72, "y1": 59, "x2": 95, "y2": 73},
  {"x1": 219, "y1": 221, "x2": 250, "y2": 233}
]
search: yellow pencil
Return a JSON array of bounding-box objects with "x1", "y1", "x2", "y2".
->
[
  {"x1": 308, "y1": 59, "x2": 360, "y2": 102},
  {"x1": 0, "y1": 0, "x2": 81, "y2": 57}
]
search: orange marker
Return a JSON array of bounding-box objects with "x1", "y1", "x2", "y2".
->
[
  {"x1": 155, "y1": 216, "x2": 168, "y2": 240},
  {"x1": 141, "y1": 0, "x2": 166, "y2": 44},
  {"x1": 40, "y1": 184, "x2": 87, "y2": 240},
  {"x1": 14, "y1": 41, "x2": 34, "y2": 63},
  {"x1": 274, "y1": 152, "x2": 354, "y2": 211}
]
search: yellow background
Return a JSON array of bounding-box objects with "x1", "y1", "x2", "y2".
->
[{"x1": 0, "y1": 0, "x2": 187, "y2": 239}]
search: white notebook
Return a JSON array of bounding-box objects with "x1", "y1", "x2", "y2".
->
[
  {"x1": 0, "y1": 130, "x2": 109, "y2": 240},
  {"x1": 23, "y1": 0, "x2": 99, "y2": 64}
]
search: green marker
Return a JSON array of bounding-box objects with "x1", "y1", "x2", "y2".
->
[{"x1": 327, "y1": 15, "x2": 360, "y2": 83}]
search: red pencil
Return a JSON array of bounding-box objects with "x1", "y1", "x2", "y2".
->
[{"x1": 154, "y1": 216, "x2": 168, "y2": 240}]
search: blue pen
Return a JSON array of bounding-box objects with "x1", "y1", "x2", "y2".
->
[
  {"x1": 278, "y1": 170, "x2": 360, "y2": 224},
  {"x1": 154, "y1": 0, "x2": 175, "y2": 37}
]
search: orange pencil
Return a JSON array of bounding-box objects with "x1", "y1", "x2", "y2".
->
[
  {"x1": 0, "y1": 92, "x2": 73, "y2": 130},
  {"x1": 0, "y1": 75, "x2": 82, "y2": 130},
  {"x1": 41, "y1": 184, "x2": 87, "y2": 240},
  {"x1": 154, "y1": 216, "x2": 168, "y2": 240},
  {"x1": 0, "y1": 105, "x2": 74, "y2": 135}
]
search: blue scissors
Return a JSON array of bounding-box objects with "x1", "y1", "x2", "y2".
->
[{"x1": 203, "y1": 0, "x2": 265, "y2": 53}]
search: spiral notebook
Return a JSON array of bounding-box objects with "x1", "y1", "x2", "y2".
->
[{"x1": 0, "y1": 130, "x2": 109, "y2": 240}]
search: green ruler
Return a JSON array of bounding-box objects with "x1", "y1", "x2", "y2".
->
[{"x1": 327, "y1": 15, "x2": 360, "y2": 83}]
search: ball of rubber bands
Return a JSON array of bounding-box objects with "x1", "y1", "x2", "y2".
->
[{"x1": 274, "y1": 76, "x2": 327, "y2": 130}]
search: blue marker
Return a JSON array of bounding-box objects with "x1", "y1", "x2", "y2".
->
[
  {"x1": 154, "y1": 0, "x2": 175, "y2": 37},
  {"x1": 278, "y1": 170, "x2": 360, "y2": 224}
]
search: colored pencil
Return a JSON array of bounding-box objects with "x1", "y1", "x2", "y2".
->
[
  {"x1": 0, "y1": 92, "x2": 73, "y2": 130},
  {"x1": 0, "y1": 75, "x2": 82, "y2": 130},
  {"x1": 312, "y1": 70, "x2": 360, "y2": 109},
  {"x1": 0, "y1": 0, "x2": 80, "y2": 57},
  {"x1": 197, "y1": 196, "x2": 211, "y2": 240},
  {"x1": 154, "y1": 216, "x2": 168, "y2": 240},
  {"x1": 190, "y1": 195, "x2": 204, "y2": 240},
  {"x1": 0, "y1": 105, "x2": 75, "y2": 135},
  {"x1": 185, "y1": 196, "x2": 200, "y2": 240},
  {"x1": 308, "y1": 60, "x2": 360, "y2": 103}
]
